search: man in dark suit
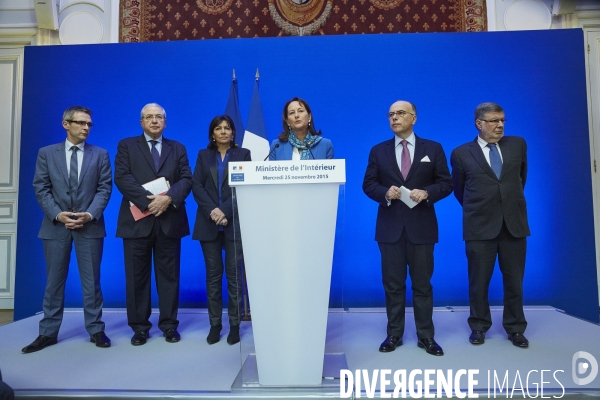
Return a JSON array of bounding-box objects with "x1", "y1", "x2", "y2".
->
[
  {"x1": 450, "y1": 102, "x2": 530, "y2": 348},
  {"x1": 24, "y1": 106, "x2": 112, "y2": 353},
  {"x1": 363, "y1": 100, "x2": 453, "y2": 356},
  {"x1": 115, "y1": 103, "x2": 192, "y2": 346}
]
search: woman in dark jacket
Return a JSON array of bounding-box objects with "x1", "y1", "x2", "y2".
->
[{"x1": 192, "y1": 115, "x2": 251, "y2": 345}]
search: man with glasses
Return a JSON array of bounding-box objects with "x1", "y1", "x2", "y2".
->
[
  {"x1": 115, "y1": 103, "x2": 192, "y2": 346},
  {"x1": 451, "y1": 102, "x2": 530, "y2": 348},
  {"x1": 24, "y1": 106, "x2": 112, "y2": 353},
  {"x1": 363, "y1": 100, "x2": 452, "y2": 356}
]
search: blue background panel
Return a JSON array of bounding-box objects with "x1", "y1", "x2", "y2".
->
[{"x1": 15, "y1": 29, "x2": 599, "y2": 323}]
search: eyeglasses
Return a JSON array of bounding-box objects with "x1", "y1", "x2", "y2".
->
[
  {"x1": 67, "y1": 120, "x2": 93, "y2": 127},
  {"x1": 479, "y1": 118, "x2": 507, "y2": 125},
  {"x1": 386, "y1": 110, "x2": 415, "y2": 119},
  {"x1": 143, "y1": 115, "x2": 165, "y2": 121}
]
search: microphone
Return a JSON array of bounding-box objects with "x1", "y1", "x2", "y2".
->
[
  {"x1": 264, "y1": 144, "x2": 280, "y2": 161},
  {"x1": 306, "y1": 142, "x2": 316, "y2": 160}
]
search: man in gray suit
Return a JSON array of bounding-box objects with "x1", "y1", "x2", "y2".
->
[
  {"x1": 23, "y1": 106, "x2": 112, "y2": 353},
  {"x1": 451, "y1": 102, "x2": 530, "y2": 348}
]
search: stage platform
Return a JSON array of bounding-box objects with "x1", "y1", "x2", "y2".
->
[{"x1": 0, "y1": 307, "x2": 599, "y2": 399}]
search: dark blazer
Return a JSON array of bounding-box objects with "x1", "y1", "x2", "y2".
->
[
  {"x1": 269, "y1": 138, "x2": 334, "y2": 160},
  {"x1": 114, "y1": 134, "x2": 192, "y2": 239},
  {"x1": 192, "y1": 147, "x2": 251, "y2": 241},
  {"x1": 450, "y1": 135, "x2": 530, "y2": 241},
  {"x1": 33, "y1": 142, "x2": 112, "y2": 239},
  {"x1": 363, "y1": 135, "x2": 453, "y2": 244}
]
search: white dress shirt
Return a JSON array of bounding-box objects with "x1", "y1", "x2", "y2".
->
[
  {"x1": 395, "y1": 132, "x2": 415, "y2": 175},
  {"x1": 477, "y1": 135, "x2": 503, "y2": 166},
  {"x1": 65, "y1": 140, "x2": 85, "y2": 178},
  {"x1": 144, "y1": 133, "x2": 163, "y2": 155}
]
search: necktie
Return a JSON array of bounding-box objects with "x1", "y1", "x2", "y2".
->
[
  {"x1": 150, "y1": 140, "x2": 160, "y2": 171},
  {"x1": 401, "y1": 139, "x2": 411, "y2": 180},
  {"x1": 69, "y1": 146, "x2": 79, "y2": 211},
  {"x1": 488, "y1": 143, "x2": 502, "y2": 179}
]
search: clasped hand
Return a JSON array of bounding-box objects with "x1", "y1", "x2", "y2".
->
[
  {"x1": 147, "y1": 194, "x2": 172, "y2": 217},
  {"x1": 210, "y1": 208, "x2": 228, "y2": 226},
  {"x1": 58, "y1": 212, "x2": 91, "y2": 230},
  {"x1": 386, "y1": 186, "x2": 428, "y2": 203}
]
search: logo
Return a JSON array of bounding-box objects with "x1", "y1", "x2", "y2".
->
[
  {"x1": 232, "y1": 166, "x2": 243, "y2": 171},
  {"x1": 572, "y1": 351, "x2": 598, "y2": 385},
  {"x1": 231, "y1": 173, "x2": 245, "y2": 182}
]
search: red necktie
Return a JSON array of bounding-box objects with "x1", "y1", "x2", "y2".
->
[{"x1": 401, "y1": 140, "x2": 411, "y2": 180}]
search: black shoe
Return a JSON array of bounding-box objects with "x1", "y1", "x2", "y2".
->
[
  {"x1": 227, "y1": 326, "x2": 240, "y2": 345},
  {"x1": 207, "y1": 325, "x2": 222, "y2": 344},
  {"x1": 417, "y1": 338, "x2": 444, "y2": 356},
  {"x1": 131, "y1": 330, "x2": 149, "y2": 346},
  {"x1": 22, "y1": 335, "x2": 58, "y2": 354},
  {"x1": 469, "y1": 330, "x2": 485, "y2": 345},
  {"x1": 379, "y1": 335, "x2": 402, "y2": 352},
  {"x1": 508, "y1": 333, "x2": 529, "y2": 348},
  {"x1": 163, "y1": 328, "x2": 181, "y2": 343},
  {"x1": 90, "y1": 331, "x2": 111, "y2": 348}
]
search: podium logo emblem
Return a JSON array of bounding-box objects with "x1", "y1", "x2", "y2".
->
[{"x1": 231, "y1": 173, "x2": 244, "y2": 182}]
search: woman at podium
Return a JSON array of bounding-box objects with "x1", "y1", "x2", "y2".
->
[
  {"x1": 192, "y1": 115, "x2": 251, "y2": 345},
  {"x1": 269, "y1": 97, "x2": 334, "y2": 160}
]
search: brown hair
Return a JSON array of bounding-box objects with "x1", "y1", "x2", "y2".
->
[{"x1": 278, "y1": 97, "x2": 322, "y2": 142}]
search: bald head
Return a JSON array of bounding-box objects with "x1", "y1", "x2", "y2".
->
[{"x1": 388, "y1": 100, "x2": 417, "y2": 139}]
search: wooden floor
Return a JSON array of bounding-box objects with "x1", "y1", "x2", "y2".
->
[{"x1": 0, "y1": 310, "x2": 14, "y2": 326}]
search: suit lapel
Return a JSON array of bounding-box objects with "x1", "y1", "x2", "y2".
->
[
  {"x1": 210, "y1": 150, "x2": 218, "y2": 189},
  {"x1": 405, "y1": 135, "x2": 425, "y2": 182},
  {"x1": 137, "y1": 134, "x2": 156, "y2": 172},
  {"x1": 56, "y1": 143, "x2": 69, "y2": 186},
  {"x1": 468, "y1": 138, "x2": 498, "y2": 180},
  {"x1": 497, "y1": 137, "x2": 509, "y2": 181},
  {"x1": 222, "y1": 148, "x2": 237, "y2": 185},
  {"x1": 158, "y1": 138, "x2": 172, "y2": 172},
  {"x1": 385, "y1": 139, "x2": 403, "y2": 181},
  {"x1": 78, "y1": 143, "x2": 93, "y2": 187}
]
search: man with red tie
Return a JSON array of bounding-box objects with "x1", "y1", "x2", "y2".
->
[{"x1": 363, "y1": 100, "x2": 453, "y2": 356}]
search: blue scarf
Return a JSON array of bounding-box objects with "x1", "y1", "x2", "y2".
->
[{"x1": 288, "y1": 130, "x2": 322, "y2": 160}]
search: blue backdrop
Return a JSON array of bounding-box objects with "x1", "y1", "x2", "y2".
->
[{"x1": 15, "y1": 29, "x2": 599, "y2": 323}]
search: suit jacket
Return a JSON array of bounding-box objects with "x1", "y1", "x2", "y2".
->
[
  {"x1": 114, "y1": 134, "x2": 192, "y2": 239},
  {"x1": 363, "y1": 135, "x2": 453, "y2": 244},
  {"x1": 269, "y1": 137, "x2": 334, "y2": 160},
  {"x1": 450, "y1": 135, "x2": 530, "y2": 241},
  {"x1": 33, "y1": 142, "x2": 112, "y2": 239},
  {"x1": 192, "y1": 147, "x2": 251, "y2": 241}
]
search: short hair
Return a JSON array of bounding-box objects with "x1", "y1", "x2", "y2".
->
[
  {"x1": 63, "y1": 106, "x2": 92, "y2": 121},
  {"x1": 278, "y1": 97, "x2": 322, "y2": 142},
  {"x1": 140, "y1": 103, "x2": 167, "y2": 120},
  {"x1": 474, "y1": 102, "x2": 503, "y2": 122},
  {"x1": 207, "y1": 115, "x2": 237, "y2": 150}
]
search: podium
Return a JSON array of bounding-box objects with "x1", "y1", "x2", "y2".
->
[{"x1": 229, "y1": 160, "x2": 346, "y2": 386}]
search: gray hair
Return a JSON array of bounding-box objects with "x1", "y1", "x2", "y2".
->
[
  {"x1": 474, "y1": 102, "x2": 503, "y2": 122},
  {"x1": 63, "y1": 106, "x2": 92, "y2": 121},
  {"x1": 140, "y1": 103, "x2": 167, "y2": 119}
]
